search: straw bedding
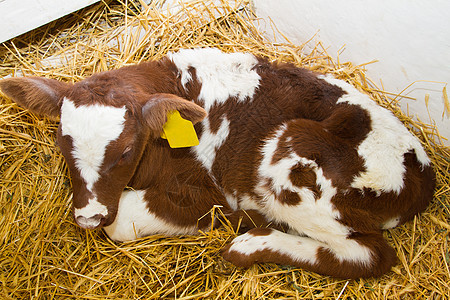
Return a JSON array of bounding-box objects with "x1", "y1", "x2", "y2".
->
[{"x1": 1, "y1": 0, "x2": 449, "y2": 299}]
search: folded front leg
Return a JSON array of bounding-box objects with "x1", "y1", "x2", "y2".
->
[{"x1": 222, "y1": 228, "x2": 397, "y2": 279}]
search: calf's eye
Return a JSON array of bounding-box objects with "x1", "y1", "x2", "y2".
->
[{"x1": 118, "y1": 146, "x2": 133, "y2": 164}]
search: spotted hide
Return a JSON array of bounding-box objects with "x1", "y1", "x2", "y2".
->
[{"x1": 0, "y1": 48, "x2": 435, "y2": 278}]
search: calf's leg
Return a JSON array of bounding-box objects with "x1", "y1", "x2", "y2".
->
[{"x1": 222, "y1": 228, "x2": 397, "y2": 279}]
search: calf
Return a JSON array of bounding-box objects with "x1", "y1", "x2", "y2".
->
[{"x1": 0, "y1": 48, "x2": 435, "y2": 278}]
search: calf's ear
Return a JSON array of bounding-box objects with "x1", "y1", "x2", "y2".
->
[
  {"x1": 142, "y1": 93, "x2": 207, "y2": 132},
  {"x1": 0, "y1": 77, "x2": 71, "y2": 118}
]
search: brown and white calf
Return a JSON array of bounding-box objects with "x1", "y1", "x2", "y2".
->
[{"x1": 0, "y1": 48, "x2": 435, "y2": 278}]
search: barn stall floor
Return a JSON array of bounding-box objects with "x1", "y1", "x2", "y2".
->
[{"x1": 0, "y1": 0, "x2": 449, "y2": 299}]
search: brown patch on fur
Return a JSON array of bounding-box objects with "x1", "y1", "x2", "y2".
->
[
  {"x1": 322, "y1": 103, "x2": 372, "y2": 144},
  {"x1": 278, "y1": 189, "x2": 302, "y2": 205},
  {"x1": 248, "y1": 227, "x2": 273, "y2": 236},
  {"x1": 283, "y1": 116, "x2": 367, "y2": 190},
  {"x1": 289, "y1": 164, "x2": 322, "y2": 199}
]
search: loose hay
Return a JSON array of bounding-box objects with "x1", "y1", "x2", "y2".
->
[{"x1": 1, "y1": 0, "x2": 449, "y2": 299}]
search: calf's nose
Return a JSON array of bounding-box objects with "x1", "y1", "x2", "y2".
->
[{"x1": 76, "y1": 214, "x2": 105, "y2": 229}]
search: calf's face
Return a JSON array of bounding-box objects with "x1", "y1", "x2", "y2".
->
[
  {"x1": 57, "y1": 94, "x2": 142, "y2": 229},
  {"x1": 0, "y1": 75, "x2": 206, "y2": 230}
]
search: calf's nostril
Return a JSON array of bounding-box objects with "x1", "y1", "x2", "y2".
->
[{"x1": 76, "y1": 214, "x2": 106, "y2": 229}]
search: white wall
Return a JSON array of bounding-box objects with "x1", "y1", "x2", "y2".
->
[
  {"x1": 252, "y1": 0, "x2": 450, "y2": 146},
  {"x1": 0, "y1": 0, "x2": 99, "y2": 43}
]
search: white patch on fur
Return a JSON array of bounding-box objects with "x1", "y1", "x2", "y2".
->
[
  {"x1": 60, "y1": 98, "x2": 126, "y2": 192},
  {"x1": 253, "y1": 125, "x2": 373, "y2": 265},
  {"x1": 257, "y1": 126, "x2": 292, "y2": 191},
  {"x1": 228, "y1": 229, "x2": 319, "y2": 265},
  {"x1": 193, "y1": 116, "x2": 230, "y2": 172},
  {"x1": 167, "y1": 48, "x2": 260, "y2": 112},
  {"x1": 224, "y1": 192, "x2": 239, "y2": 211},
  {"x1": 382, "y1": 216, "x2": 401, "y2": 229},
  {"x1": 74, "y1": 196, "x2": 108, "y2": 220},
  {"x1": 103, "y1": 190, "x2": 199, "y2": 242},
  {"x1": 239, "y1": 194, "x2": 262, "y2": 211},
  {"x1": 328, "y1": 237, "x2": 373, "y2": 264},
  {"x1": 320, "y1": 75, "x2": 430, "y2": 194}
]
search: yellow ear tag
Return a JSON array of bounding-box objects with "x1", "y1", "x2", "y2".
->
[{"x1": 161, "y1": 110, "x2": 199, "y2": 148}]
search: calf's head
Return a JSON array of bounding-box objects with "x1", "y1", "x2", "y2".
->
[{"x1": 0, "y1": 74, "x2": 206, "y2": 229}]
